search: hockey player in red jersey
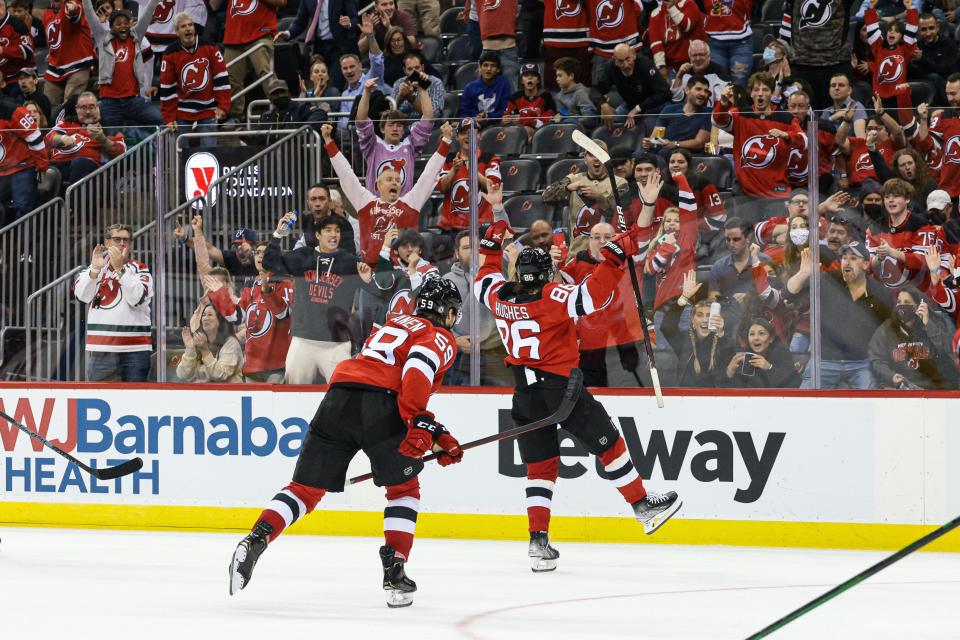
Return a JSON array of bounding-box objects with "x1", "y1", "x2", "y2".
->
[
  {"x1": 474, "y1": 196, "x2": 681, "y2": 571},
  {"x1": 229, "y1": 277, "x2": 464, "y2": 608}
]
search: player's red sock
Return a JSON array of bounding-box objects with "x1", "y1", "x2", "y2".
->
[
  {"x1": 255, "y1": 481, "x2": 326, "y2": 542},
  {"x1": 384, "y1": 477, "x2": 420, "y2": 561},
  {"x1": 526, "y1": 457, "x2": 559, "y2": 533},
  {"x1": 598, "y1": 437, "x2": 647, "y2": 504}
]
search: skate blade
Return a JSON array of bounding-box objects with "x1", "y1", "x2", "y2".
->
[
  {"x1": 530, "y1": 557, "x2": 558, "y2": 572},
  {"x1": 642, "y1": 499, "x2": 683, "y2": 535},
  {"x1": 385, "y1": 589, "x2": 414, "y2": 608},
  {"x1": 229, "y1": 544, "x2": 247, "y2": 596}
]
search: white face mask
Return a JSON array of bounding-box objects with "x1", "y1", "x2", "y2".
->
[
  {"x1": 762, "y1": 47, "x2": 778, "y2": 65},
  {"x1": 789, "y1": 228, "x2": 810, "y2": 246}
]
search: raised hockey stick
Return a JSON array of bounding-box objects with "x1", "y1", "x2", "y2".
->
[
  {"x1": 745, "y1": 513, "x2": 960, "y2": 639},
  {"x1": 348, "y1": 369, "x2": 584, "y2": 485},
  {"x1": 571, "y1": 129, "x2": 665, "y2": 408},
  {"x1": 0, "y1": 409, "x2": 144, "y2": 481}
]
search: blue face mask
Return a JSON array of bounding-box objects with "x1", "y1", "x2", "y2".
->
[{"x1": 763, "y1": 47, "x2": 778, "y2": 65}]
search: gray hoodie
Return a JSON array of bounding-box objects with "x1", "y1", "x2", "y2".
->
[
  {"x1": 443, "y1": 260, "x2": 500, "y2": 349},
  {"x1": 82, "y1": 0, "x2": 160, "y2": 95}
]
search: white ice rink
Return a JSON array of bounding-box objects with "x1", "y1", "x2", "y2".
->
[{"x1": 1, "y1": 527, "x2": 958, "y2": 640}]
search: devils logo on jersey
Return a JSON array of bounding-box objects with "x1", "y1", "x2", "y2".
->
[
  {"x1": 244, "y1": 300, "x2": 274, "y2": 339},
  {"x1": 741, "y1": 135, "x2": 779, "y2": 169},
  {"x1": 574, "y1": 204, "x2": 602, "y2": 237},
  {"x1": 153, "y1": 0, "x2": 177, "y2": 24},
  {"x1": 377, "y1": 158, "x2": 407, "y2": 185},
  {"x1": 181, "y1": 59, "x2": 211, "y2": 92},
  {"x1": 483, "y1": 0, "x2": 501, "y2": 10},
  {"x1": 93, "y1": 279, "x2": 123, "y2": 309},
  {"x1": 595, "y1": 0, "x2": 624, "y2": 30},
  {"x1": 46, "y1": 21, "x2": 62, "y2": 50},
  {"x1": 877, "y1": 55, "x2": 905, "y2": 84},
  {"x1": 450, "y1": 180, "x2": 471, "y2": 212},
  {"x1": 854, "y1": 151, "x2": 875, "y2": 175},
  {"x1": 798, "y1": 0, "x2": 832, "y2": 30},
  {"x1": 874, "y1": 254, "x2": 909, "y2": 287},
  {"x1": 943, "y1": 135, "x2": 960, "y2": 165},
  {"x1": 114, "y1": 43, "x2": 129, "y2": 62},
  {"x1": 555, "y1": 0, "x2": 581, "y2": 21},
  {"x1": 787, "y1": 147, "x2": 808, "y2": 179},
  {"x1": 230, "y1": 0, "x2": 259, "y2": 17},
  {"x1": 0, "y1": 140, "x2": 6, "y2": 164}
]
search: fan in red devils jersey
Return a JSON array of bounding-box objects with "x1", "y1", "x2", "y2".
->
[
  {"x1": 159, "y1": 13, "x2": 229, "y2": 145},
  {"x1": 646, "y1": 0, "x2": 706, "y2": 76},
  {"x1": 542, "y1": 0, "x2": 588, "y2": 90},
  {"x1": 42, "y1": 0, "x2": 94, "y2": 104},
  {"x1": 474, "y1": 207, "x2": 682, "y2": 571},
  {"x1": 643, "y1": 172, "x2": 699, "y2": 310},
  {"x1": 0, "y1": 0, "x2": 33, "y2": 91},
  {"x1": 915, "y1": 75, "x2": 960, "y2": 200},
  {"x1": 865, "y1": 2, "x2": 918, "y2": 133},
  {"x1": 0, "y1": 96, "x2": 47, "y2": 224},
  {"x1": 229, "y1": 277, "x2": 463, "y2": 609},
  {"x1": 321, "y1": 121, "x2": 453, "y2": 264},
  {"x1": 45, "y1": 91, "x2": 126, "y2": 184},
  {"x1": 437, "y1": 120, "x2": 502, "y2": 232},
  {"x1": 503, "y1": 63, "x2": 556, "y2": 139},
  {"x1": 712, "y1": 72, "x2": 804, "y2": 215}
]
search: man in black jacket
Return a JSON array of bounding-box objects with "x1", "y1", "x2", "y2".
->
[
  {"x1": 593, "y1": 43, "x2": 671, "y2": 133},
  {"x1": 255, "y1": 77, "x2": 326, "y2": 145},
  {"x1": 909, "y1": 13, "x2": 960, "y2": 106},
  {"x1": 265, "y1": 211, "x2": 372, "y2": 384}
]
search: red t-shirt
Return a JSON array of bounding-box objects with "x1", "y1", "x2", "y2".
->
[{"x1": 100, "y1": 38, "x2": 138, "y2": 98}]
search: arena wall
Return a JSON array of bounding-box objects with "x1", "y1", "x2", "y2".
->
[{"x1": 1, "y1": 384, "x2": 957, "y2": 552}]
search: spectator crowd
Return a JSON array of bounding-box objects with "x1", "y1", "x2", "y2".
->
[{"x1": 32, "y1": 0, "x2": 960, "y2": 390}]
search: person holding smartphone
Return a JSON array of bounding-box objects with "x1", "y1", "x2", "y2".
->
[{"x1": 723, "y1": 316, "x2": 800, "y2": 389}]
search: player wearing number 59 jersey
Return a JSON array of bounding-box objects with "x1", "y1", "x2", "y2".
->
[
  {"x1": 230, "y1": 278, "x2": 464, "y2": 609},
  {"x1": 474, "y1": 220, "x2": 682, "y2": 573}
]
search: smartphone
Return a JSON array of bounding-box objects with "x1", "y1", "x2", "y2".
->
[
  {"x1": 741, "y1": 352, "x2": 757, "y2": 377},
  {"x1": 360, "y1": 1, "x2": 375, "y2": 13}
]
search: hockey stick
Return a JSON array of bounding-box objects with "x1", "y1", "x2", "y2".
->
[
  {"x1": 745, "y1": 513, "x2": 960, "y2": 639},
  {"x1": 0, "y1": 409, "x2": 144, "y2": 480},
  {"x1": 348, "y1": 369, "x2": 584, "y2": 485},
  {"x1": 571, "y1": 129, "x2": 665, "y2": 408}
]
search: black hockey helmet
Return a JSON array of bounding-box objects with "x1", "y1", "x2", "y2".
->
[
  {"x1": 415, "y1": 275, "x2": 463, "y2": 325},
  {"x1": 516, "y1": 247, "x2": 553, "y2": 285}
]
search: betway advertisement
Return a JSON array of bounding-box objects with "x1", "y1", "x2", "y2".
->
[{"x1": 0, "y1": 388, "x2": 954, "y2": 526}]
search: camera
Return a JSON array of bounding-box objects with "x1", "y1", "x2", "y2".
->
[{"x1": 407, "y1": 73, "x2": 431, "y2": 89}]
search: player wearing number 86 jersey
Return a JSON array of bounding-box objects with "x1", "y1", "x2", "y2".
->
[{"x1": 474, "y1": 220, "x2": 682, "y2": 572}]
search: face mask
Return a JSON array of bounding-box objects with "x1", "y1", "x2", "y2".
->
[
  {"x1": 863, "y1": 203, "x2": 883, "y2": 220},
  {"x1": 272, "y1": 96, "x2": 291, "y2": 111},
  {"x1": 896, "y1": 304, "x2": 917, "y2": 323},
  {"x1": 762, "y1": 47, "x2": 778, "y2": 65},
  {"x1": 789, "y1": 228, "x2": 809, "y2": 246},
  {"x1": 928, "y1": 209, "x2": 946, "y2": 225}
]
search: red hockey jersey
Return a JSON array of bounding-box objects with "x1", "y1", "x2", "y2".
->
[
  {"x1": 42, "y1": 2, "x2": 93, "y2": 82},
  {"x1": 224, "y1": 0, "x2": 285, "y2": 46},
  {"x1": 477, "y1": 0, "x2": 517, "y2": 39},
  {"x1": 0, "y1": 14, "x2": 33, "y2": 87},
  {"x1": 159, "y1": 42, "x2": 230, "y2": 122},
  {"x1": 787, "y1": 129, "x2": 836, "y2": 188},
  {"x1": 712, "y1": 102, "x2": 803, "y2": 199},
  {"x1": 845, "y1": 136, "x2": 878, "y2": 186},
  {"x1": 865, "y1": 7, "x2": 917, "y2": 99},
  {"x1": 331, "y1": 313, "x2": 457, "y2": 425},
  {"x1": 45, "y1": 119, "x2": 126, "y2": 166},
  {"x1": 918, "y1": 109, "x2": 960, "y2": 197},
  {"x1": 476, "y1": 241, "x2": 627, "y2": 376},
  {"x1": 586, "y1": 0, "x2": 641, "y2": 56},
  {"x1": 207, "y1": 278, "x2": 293, "y2": 375},
  {"x1": 643, "y1": 174, "x2": 697, "y2": 309},
  {"x1": 437, "y1": 150, "x2": 501, "y2": 231},
  {"x1": 560, "y1": 252, "x2": 644, "y2": 350},
  {"x1": 0, "y1": 104, "x2": 47, "y2": 175},
  {"x1": 544, "y1": 0, "x2": 589, "y2": 48},
  {"x1": 326, "y1": 137, "x2": 450, "y2": 264},
  {"x1": 505, "y1": 91, "x2": 556, "y2": 130},
  {"x1": 703, "y1": 0, "x2": 752, "y2": 40},
  {"x1": 867, "y1": 211, "x2": 947, "y2": 290},
  {"x1": 647, "y1": 0, "x2": 706, "y2": 70}
]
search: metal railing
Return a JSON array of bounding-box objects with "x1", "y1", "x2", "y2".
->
[{"x1": 244, "y1": 96, "x2": 355, "y2": 124}]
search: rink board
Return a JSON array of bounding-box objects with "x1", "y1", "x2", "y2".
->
[{"x1": 0, "y1": 384, "x2": 958, "y2": 552}]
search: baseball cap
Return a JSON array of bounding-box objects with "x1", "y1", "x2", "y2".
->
[
  {"x1": 927, "y1": 189, "x2": 951, "y2": 210},
  {"x1": 264, "y1": 76, "x2": 290, "y2": 97},
  {"x1": 17, "y1": 68, "x2": 37, "y2": 78},
  {"x1": 232, "y1": 228, "x2": 259, "y2": 245},
  {"x1": 520, "y1": 63, "x2": 540, "y2": 77},
  {"x1": 840, "y1": 241, "x2": 869, "y2": 260},
  {"x1": 762, "y1": 34, "x2": 794, "y2": 58}
]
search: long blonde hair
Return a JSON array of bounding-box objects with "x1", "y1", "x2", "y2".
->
[{"x1": 689, "y1": 299, "x2": 720, "y2": 375}]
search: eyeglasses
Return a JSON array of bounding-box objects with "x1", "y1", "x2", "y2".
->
[
  {"x1": 77, "y1": 104, "x2": 98, "y2": 111},
  {"x1": 107, "y1": 236, "x2": 132, "y2": 243}
]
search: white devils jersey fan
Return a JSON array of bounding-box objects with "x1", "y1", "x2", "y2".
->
[
  {"x1": 145, "y1": 0, "x2": 208, "y2": 52},
  {"x1": 585, "y1": 0, "x2": 641, "y2": 56},
  {"x1": 42, "y1": 1, "x2": 94, "y2": 83},
  {"x1": 544, "y1": 0, "x2": 589, "y2": 48}
]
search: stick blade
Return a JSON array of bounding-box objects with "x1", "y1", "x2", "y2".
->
[
  {"x1": 571, "y1": 129, "x2": 610, "y2": 164},
  {"x1": 93, "y1": 457, "x2": 144, "y2": 480}
]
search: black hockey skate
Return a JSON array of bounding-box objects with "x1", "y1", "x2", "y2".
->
[
  {"x1": 633, "y1": 491, "x2": 682, "y2": 535},
  {"x1": 229, "y1": 520, "x2": 272, "y2": 595},
  {"x1": 528, "y1": 531, "x2": 559, "y2": 572},
  {"x1": 380, "y1": 545, "x2": 417, "y2": 608}
]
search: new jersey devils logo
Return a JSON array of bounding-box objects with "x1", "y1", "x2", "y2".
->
[
  {"x1": 93, "y1": 279, "x2": 122, "y2": 309},
  {"x1": 595, "y1": 0, "x2": 624, "y2": 30},
  {"x1": 56, "y1": 134, "x2": 86, "y2": 155},
  {"x1": 874, "y1": 254, "x2": 909, "y2": 287},
  {"x1": 483, "y1": 0, "x2": 501, "y2": 10},
  {"x1": 555, "y1": 0, "x2": 581, "y2": 21},
  {"x1": 877, "y1": 56, "x2": 905, "y2": 84},
  {"x1": 741, "y1": 135, "x2": 778, "y2": 169},
  {"x1": 854, "y1": 151, "x2": 874, "y2": 175},
  {"x1": 46, "y1": 21, "x2": 62, "y2": 50},
  {"x1": 245, "y1": 301, "x2": 273, "y2": 339},
  {"x1": 574, "y1": 205, "x2": 602, "y2": 237},
  {"x1": 450, "y1": 180, "x2": 471, "y2": 212},
  {"x1": 377, "y1": 158, "x2": 407, "y2": 185},
  {"x1": 153, "y1": 0, "x2": 177, "y2": 24},
  {"x1": 787, "y1": 147, "x2": 808, "y2": 178},
  {"x1": 798, "y1": 0, "x2": 832, "y2": 30},
  {"x1": 231, "y1": 0, "x2": 259, "y2": 17},
  {"x1": 181, "y1": 59, "x2": 210, "y2": 92},
  {"x1": 943, "y1": 135, "x2": 960, "y2": 165},
  {"x1": 114, "y1": 44, "x2": 129, "y2": 62},
  {"x1": 0, "y1": 140, "x2": 6, "y2": 164}
]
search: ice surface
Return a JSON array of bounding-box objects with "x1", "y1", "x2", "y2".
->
[{"x1": 1, "y1": 527, "x2": 958, "y2": 640}]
